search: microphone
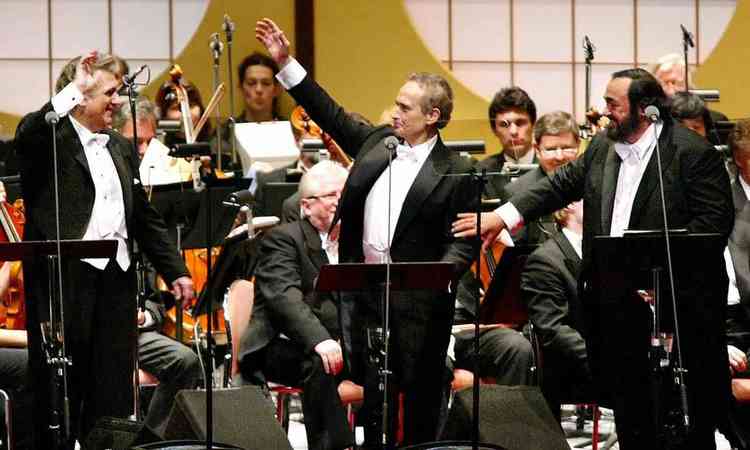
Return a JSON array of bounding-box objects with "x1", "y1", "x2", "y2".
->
[
  {"x1": 223, "y1": 189, "x2": 253, "y2": 207},
  {"x1": 45, "y1": 111, "x2": 60, "y2": 125},
  {"x1": 123, "y1": 65, "x2": 148, "y2": 86},
  {"x1": 222, "y1": 14, "x2": 235, "y2": 42},
  {"x1": 241, "y1": 205, "x2": 255, "y2": 239},
  {"x1": 384, "y1": 136, "x2": 399, "y2": 151},
  {"x1": 210, "y1": 33, "x2": 224, "y2": 61},
  {"x1": 680, "y1": 24, "x2": 695, "y2": 48},
  {"x1": 645, "y1": 105, "x2": 661, "y2": 123}
]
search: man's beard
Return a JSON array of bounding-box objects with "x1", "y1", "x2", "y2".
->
[{"x1": 606, "y1": 110, "x2": 641, "y2": 142}]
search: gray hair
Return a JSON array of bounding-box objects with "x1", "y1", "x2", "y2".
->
[
  {"x1": 648, "y1": 52, "x2": 695, "y2": 89},
  {"x1": 55, "y1": 53, "x2": 128, "y2": 94},
  {"x1": 533, "y1": 111, "x2": 580, "y2": 144},
  {"x1": 299, "y1": 160, "x2": 348, "y2": 199},
  {"x1": 406, "y1": 72, "x2": 453, "y2": 129},
  {"x1": 112, "y1": 95, "x2": 158, "y2": 132}
]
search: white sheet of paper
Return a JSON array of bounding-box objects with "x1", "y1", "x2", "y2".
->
[
  {"x1": 139, "y1": 138, "x2": 192, "y2": 185},
  {"x1": 234, "y1": 121, "x2": 300, "y2": 175}
]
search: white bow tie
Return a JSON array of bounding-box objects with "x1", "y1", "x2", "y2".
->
[
  {"x1": 395, "y1": 144, "x2": 418, "y2": 163},
  {"x1": 615, "y1": 143, "x2": 640, "y2": 163},
  {"x1": 88, "y1": 133, "x2": 110, "y2": 147}
]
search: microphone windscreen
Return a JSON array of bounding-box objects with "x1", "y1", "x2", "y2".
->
[
  {"x1": 645, "y1": 105, "x2": 660, "y2": 122},
  {"x1": 44, "y1": 111, "x2": 60, "y2": 125},
  {"x1": 384, "y1": 135, "x2": 399, "y2": 150}
]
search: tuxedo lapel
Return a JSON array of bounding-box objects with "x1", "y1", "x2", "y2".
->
[
  {"x1": 730, "y1": 178, "x2": 750, "y2": 301},
  {"x1": 600, "y1": 142, "x2": 620, "y2": 235},
  {"x1": 553, "y1": 232, "x2": 582, "y2": 279},
  {"x1": 392, "y1": 137, "x2": 450, "y2": 241},
  {"x1": 300, "y1": 219, "x2": 328, "y2": 270},
  {"x1": 629, "y1": 125, "x2": 677, "y2": 226},
  {"x1": 61, "y1": 117, "x2": 92, "y2": 177},
  {"x1": 333, "y1": 139, "x2": 391, "y2": 228}
]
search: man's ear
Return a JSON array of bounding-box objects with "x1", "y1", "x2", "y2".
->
[{"x1": 425, "y1": 107, "x2": 440, "y2": 126}]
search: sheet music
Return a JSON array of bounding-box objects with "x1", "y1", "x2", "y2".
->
[
  {"x1": 234, "y1": 121, "x2": 300, "y2": 175},
  {"x1": 139, "y1": 138, "x2": 192, "y2": 185}
]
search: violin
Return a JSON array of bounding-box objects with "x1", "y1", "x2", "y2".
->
[
  {"x1": 168, "y1": 65, "x2": 204, "y2": 191},
  {"x1": 291, "y1": 106, "x2": 353, "y2": 168},
  {"x1": 0, "y1": 183, "x2": 26, "y2": 330}
]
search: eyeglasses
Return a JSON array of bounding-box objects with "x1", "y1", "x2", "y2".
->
[
  {"x1": 306, "y1": 191, "x2": 340, "y2": 201},
  {"x1": 539, "y1": 147, "x2": 578, "y2": 155}
]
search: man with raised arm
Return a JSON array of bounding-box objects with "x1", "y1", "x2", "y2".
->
[
  {"x1": 256, "y1": 18, "x2": 474, "y2": 448},
  {"x1": 15, "y1": 52, "x2": 192, "y2": 448}
]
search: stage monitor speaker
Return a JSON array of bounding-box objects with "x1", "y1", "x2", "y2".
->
[
  {"x1": 84, "y1": 416, "x2": 149, "y2": 450},
  {"x1": 442, "y1": 385, "x2": 568, "y2": 450},
  {"x1": 162, "y1": 386, "x2": 291, "y2": 450}
]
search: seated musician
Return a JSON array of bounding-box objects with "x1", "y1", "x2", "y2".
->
[
  {"x1": 724, "y1": 119, "x2": 750, "y2": 445},
  {"x1": 670, "y1": 91, "x2": 721, "y2": 144},
  {"x1": 477, "y1": 87, "x2": 538, "y2": 207},
  {"x1": 521, "y1": 200, "x2": 591, "y2": 416},
  {"x1": 112, "y1": 97, "x2": 202, "y2": 437},
  {"x1": 453, "y1": 111, "x2": 582, "y2": 386},
  {"x1": 237, "y1": 160, "x2": 353, "y2": 450},
  {"x1": 155, "y1": 78, "x2": 213, "y2": 146}
]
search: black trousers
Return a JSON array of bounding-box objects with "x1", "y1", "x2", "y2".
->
[
  {"x1": 240, "y1": 337, "x2": 353, "y2": 450},
  {"x1": 26, "y1": 258, "x2": 136, "y2": 449},
  {"x1": 454, "y1": 327, "x2": 534, "y2": 386}
]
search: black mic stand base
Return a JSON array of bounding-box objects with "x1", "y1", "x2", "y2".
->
[
  {"x1": 398, "y1": 440, "x2": 507, "y2": 450},
  {"x1": 131, "y1": 440, "x2": 245, "y2": 449}
]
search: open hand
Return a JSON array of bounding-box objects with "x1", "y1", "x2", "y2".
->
[
  {"x1": 74, "y1": 51, "x2": 100, "y2": 95},
  {"x1": 171, "y1": 276, "x2": 195, "y2": 307},
  {"x1": 314, "y1": 339, "x2": 344, "y2": 375},
  {"x1": 452, "y1": 212, "x2": 505, "y2": 250},
  {"x1": 255, "y1": 18, "x2": 291, "y2": 67}
]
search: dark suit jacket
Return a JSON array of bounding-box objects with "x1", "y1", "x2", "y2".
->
[
  {"x1": 505, "y1": 167, "x2": 555, "y2": 246},
  {"x1": 507, "y1": 118, "x2": 733, "y2": 419},
  {"x1": 729, "y1": 175, "x2": 750, "y2": 315},
  {"x1": 282, "y1": 191, "x2": 301, "y2": 223},
  {"x1": 14, "y1": 102, "x2": 188, "y2": 300},
  {"x1": 286, "y1": 75, "x2": 475, "y2": 386},
  {"x1": 239, "y1": 219, "x2": 339, "y2": 361},
  {"x1": 522, "y1": 231, "x2": 585, "y2": 366}
]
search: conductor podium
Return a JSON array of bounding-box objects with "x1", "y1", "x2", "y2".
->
[{"x1": 588, "y1": 231, "x2": 727, "y2": 447}]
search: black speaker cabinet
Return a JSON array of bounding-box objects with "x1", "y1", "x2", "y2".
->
[
  {"x1": 442, "y1": 385, "x2": 569, "y2": 450},
  {"x1": 162, "y1": 387, "x2": 291, "y2": 450}
]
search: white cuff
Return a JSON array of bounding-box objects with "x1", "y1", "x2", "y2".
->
[
  {"x1": 275, "y1": 57, "x2": 307, "y2": 90},
  {"x1": 495, "y1": 202, "x2": 524, "y2": 234},
  {"x1": 140, "y1": 310, "x2": 155, "y2": 329},
  {"x1": 51, "y1": 83, "x2": 84, "y2": 117}
]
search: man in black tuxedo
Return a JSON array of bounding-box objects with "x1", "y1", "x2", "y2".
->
[
  {"x1": 256, "y1": 18, "x2": 475, "y2": 447},
  {"x1": 238, "y1": 160, "x2": 352, "y2": 450},
  {"x1": 454, "y1": 68, "x2": 733, "y2": 449},
  {"x1": 521, "y1": 200, "x2": 591, "y2": 415},
  {"x1": 14, "y1": 52, "x2": 192, "y2": 448}
]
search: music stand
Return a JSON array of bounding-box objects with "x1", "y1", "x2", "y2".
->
[
  {"x1": 317, "y1": 261, "x2": 458, "y2": 448},
  {"x1": 589, "y1": 232, "x2": 725, "y2": 445}
]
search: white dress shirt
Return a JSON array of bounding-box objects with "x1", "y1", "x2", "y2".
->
[
  {"x1": 725, "y1": 175, "x2": 750, "y2": 306},
  {"x1": 54, "y1": 83, "x2": 130, "y2": 271},
  {"x1": 362, "y1": 136, "x2": 436, "y2": 263},
  {"x1": 610, "y1": 123, "x2": 661, "y2": 237},
  {"x1": 561, "y1": 227, "x2": 583, "y2": 259},
  {"x1": 320, "y1": 231, "x2": 339, "y2": 265}
]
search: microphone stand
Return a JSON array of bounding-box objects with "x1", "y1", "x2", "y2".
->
[
  {"x1": 650, "y1": 117, "x2": 691, "y2": 439},
  {"x1": 210, "y1": 33, "x2": 224, "y2": 173},
  {"x1": 123, "y1": 74, "x2": 144, "y2": 422},
  {"x1": 222, "y1": 14, "x2": 239, "y2": 168},
  {"x1": 681, "y1": 24, "x2": 694, "y2": 93},
  {"x1": 43, "y1": 110, "x2": 73, "y2": 449},
  {"x1": 380, "y1": 140, "x2": 395, "y2": 449}
]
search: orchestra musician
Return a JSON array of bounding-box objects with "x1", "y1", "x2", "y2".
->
[
  {"x1": 238, "y1": 160, "x2": 352, "y2": 450},
  {"x1": 14, "y1": 51, "x2": 193, "y2": 448},
  {"x1": 521, "y1": 200, "x2": 592, "y2": 416},
  {"x1": 724, "y1": 119, "x2": 750, "y2": 446},
  {"x1": 155, "y1": 77, "x2": 214, "y2": 147},
  {"x1": 453, "y1": 111, "x2": 582, "y2": 388},
  {"x1": 453, "y1": 68, "x2": 733, "y2": 449},
  {"x1": 256, "y1": 17, "x2": 475, "y2": 448}
]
